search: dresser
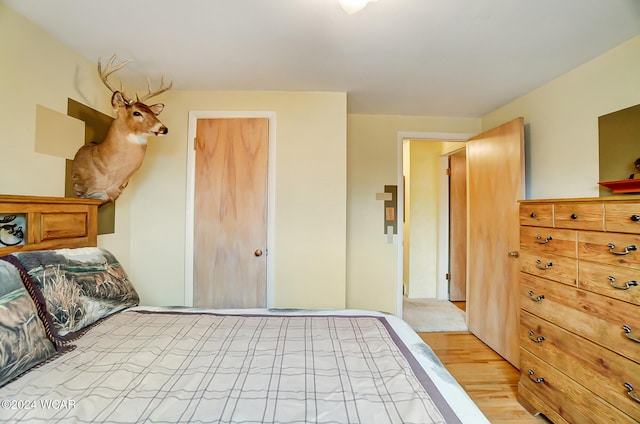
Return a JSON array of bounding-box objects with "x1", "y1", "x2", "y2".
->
[{"x1": 518, "y1": 197, "x2": 640, "y2": 423}]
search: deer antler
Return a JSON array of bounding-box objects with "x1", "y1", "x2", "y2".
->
[
  {"x1": 98, "y1": 54, "x2": 172, "y2": 104},
  {"x1": 138, "y1": 75, "x2": 173, "y2": 102},
  {"x1": 98, "y1": 55, "x2": 132, "y2": 94}
]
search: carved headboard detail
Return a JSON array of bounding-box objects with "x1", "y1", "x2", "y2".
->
[{"x1": 0, "y1": 195, "x2": 102, "y2": 256}]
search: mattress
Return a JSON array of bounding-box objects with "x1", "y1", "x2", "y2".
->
[{"x1": 0, "y1": 307, "x2": 489, "y2": 424}]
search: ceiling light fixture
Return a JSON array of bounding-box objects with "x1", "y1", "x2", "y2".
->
[{"x1": 338, "y1": 0, "x2": 378, "y2": 15}]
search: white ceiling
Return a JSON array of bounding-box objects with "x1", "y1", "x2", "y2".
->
[{"x1": 6, "y1": 0, "x2": 640, "y2": 117}]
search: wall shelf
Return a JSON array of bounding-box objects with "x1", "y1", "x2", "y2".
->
[{"x1": 598, "y1": 179, "x2": 640, "y2": 194}]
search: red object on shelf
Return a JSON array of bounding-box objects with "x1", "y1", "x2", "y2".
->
[{"x1": 598, "y1": 179, "x2": 640, "y2": 194}]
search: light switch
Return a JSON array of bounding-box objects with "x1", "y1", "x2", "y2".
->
[{"x1": 387, "y1": 226, "x2": 394, "y2": 244}]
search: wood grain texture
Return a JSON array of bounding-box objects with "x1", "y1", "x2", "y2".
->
[
  {"x1": 521, "y1": 272, "x2": 640, "y2": 363},
  {"x1": 520, "y1": 310, "x2": 640, "y2": 421},
  {"x1": 419, "y1": 331, "x2": 550, "y2": 424},
  {"x1": 578, "y1": 260, "x2": 640, "y2": 305},
  {"x1": 519, "y1": 198, "x2": 640, "y2": 423},
  {"x1": 578, "y1": 230, "x2": 640, "y2": 269},
  {"x1": 41, "y1": 213, "x2": 87, "y2": 240},
  {"x1": 519, "y1": 227, "x2": 577, "y2": 258},
  {"x1": 520, "y1": 349, "x2": 636, "y2": 423},
  {"x1": 466, "y1": 117, "x2": 524, "y2": 367},
  {"x1": 517, "y1": 384, "x2": 568, "y2": 424},
  {"x1": 554, "y1": 203, "x2": 604, "y2": 231},
  {"x1": 194, "y1": 118, "x2": 268, "y2": 308},
  {"x1": 519, "y1": 251, "x2": 577, "y2": 286},
  {"x1": 520, "y1": 204, "x2": 553, "y2": 228},
  {"x1": 0, "y1": 195, "x2": 100, "y2": 256},
  {"x1": 605, "y1": 202, "x2": 640, "y2": 234},
  {"x1": 449, "y1": 154, "x2": 466, "y2": 301}
]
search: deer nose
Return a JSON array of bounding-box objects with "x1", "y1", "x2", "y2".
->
[{"x1": 160, "y1": 126, "x2": 168, "y2": 135}]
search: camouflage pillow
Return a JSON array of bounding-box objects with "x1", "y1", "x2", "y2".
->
[
  {"x1": 10, "y1": 247, "x2": 139, "y2": 344},
  {"x1": 0, "y1": 258, "x2": 56, "y2": 387}
]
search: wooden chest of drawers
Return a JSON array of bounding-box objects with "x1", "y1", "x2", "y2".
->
[{"x1": 519, "y1": 198, "x2": 640, "y2": 423}]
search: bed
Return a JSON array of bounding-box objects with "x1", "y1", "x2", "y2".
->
[{"x1": 0, "y1": 195, "x2": 489, "y2": 423}]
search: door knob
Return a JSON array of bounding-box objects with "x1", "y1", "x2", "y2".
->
[
  {"x1": 508, "y1": 251, "x2": 519, "y2": 258},
  {"x1": 254, "y1": 249, "x2": 263, "y2": 257}
]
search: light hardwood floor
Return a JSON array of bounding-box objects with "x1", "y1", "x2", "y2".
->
[{"x1": 418, "y1": 331, "x2": 551, "y2": 424}]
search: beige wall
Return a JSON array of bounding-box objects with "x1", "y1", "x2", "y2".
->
[
  {"x1": 441, "y1": 141, "x2": 466, "y2": 156},
  {"x1": 129, "y1": 90, "x2": 347, "y2": 308},
  {"x1": 0, "y1": 3, "x2": 94, "y2": 198},
  {"x1": 402, "y1": 141, "x2": 411, "y2": 294},
  {"x1": 346, "y1": 115, "x2": 480, "y2": 314},
  {"x1": 405, "y1": 140, "x2": 441, "y2": 299},
  {"x1": 0, "y1": 2, "x2": 132, "y2": 270},
  {"x1": 2, "y1": 2, "x2": 348, "y2": 309},
  {"x1": 6, "y1": 0, "x2": 639, "y2": 316},
  {"x1": 345, "y1": 35, "x2": 640, "y2": 315},
  {"x1": 482, "y1": 35, "x2": 640, "y2": 200},
  {"x1": 402, "y1": 140, "x2": 466, "y2": 300}
]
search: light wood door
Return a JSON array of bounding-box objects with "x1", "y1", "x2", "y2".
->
[
  {"x1": 449, "y1": 153, "x2": 467, "y2": 301},
  {"x1": 467, "y1": 118, "x2": 524, "y2": 367},
  {"x1": 194, "y1": 118, "x2": 268, "y2": 308}
]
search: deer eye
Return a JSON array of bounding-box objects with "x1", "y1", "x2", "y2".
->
[{"x1": 133, "y1": 111, "x2": 142, "y2": 117}]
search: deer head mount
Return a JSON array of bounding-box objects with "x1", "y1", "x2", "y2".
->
[{"x1": 71, "y1": 55, "x2": 172, "y2": 204}]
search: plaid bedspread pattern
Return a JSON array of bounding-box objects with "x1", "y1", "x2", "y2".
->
[{"x1": 0, "y1": 311, "x2": 458, "y2": 423}]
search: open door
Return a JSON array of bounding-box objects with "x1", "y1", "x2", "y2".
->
[{"x1": 466, "y1": 118, "x2": 524, "y2": 367}]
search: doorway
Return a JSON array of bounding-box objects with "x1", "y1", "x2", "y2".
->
[
  {"x1": 185, "y1": 111, "x2": 277, "y2": 308},
  {"x1": 399, "y1": 121, "x2": 524, "y2": 367},
  {"x1": 397, "y1": 132, "x2": 473, "y2": 322}
]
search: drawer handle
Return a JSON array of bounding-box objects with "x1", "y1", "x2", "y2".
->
[
  {"x1": 623, "y1": 325, "x2": 640, "y2": 343},
  {"x1": 570, "y1": 213, "x2": 578, "y2": 220},
  {"x1": 535, "y1": 259, "x2": 553, "y2": 270},
  {"x1": 624, "y1": 382, "x2": 640, "y2": 403},
  {"x1": 535, "y1": 235, "x2": 552, "y2": 244},
  {"x1": 530, "y1": 212, "x2": 536, "y2": 218},
  {"x1": 528, "y1": 329, "x2": 545, "y2": 343},
  {"x1": 632, "y1": 215, "x2": 640, "y2": 222},
  {"x1": 528, "y1": 369, "x2": 545, "y2": 384},
  {"x1": 608, "y1": 243, "x2": 637, "y2": 255},
  {"x1": 608, "y1": 276, "x2": 639, "y2": 290},
  {"x1": 528, "y1": 290, "x2": 545, "y2": 302}
]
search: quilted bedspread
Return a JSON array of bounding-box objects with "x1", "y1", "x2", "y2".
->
[{"x1": 0, "y1": 308, "x2": 487, "y2": 423}]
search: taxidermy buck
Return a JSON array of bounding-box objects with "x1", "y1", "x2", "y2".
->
[{"x1": 72, "y1": 55, "x2": 171, "y2": 204}]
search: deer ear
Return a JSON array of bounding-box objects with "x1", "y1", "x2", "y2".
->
[
  {"x1": 148, "y1": 103, "x2": 165, "y2": 116},
  {"x1": 111, "y1": 92, "x2": 128, "y2": 108}
]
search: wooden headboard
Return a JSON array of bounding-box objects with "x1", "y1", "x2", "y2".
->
[{"x1": 0, "y1": 195, "x2": 102, "y2": 256}]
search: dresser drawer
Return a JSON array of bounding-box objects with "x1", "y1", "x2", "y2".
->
[
  {"x1": 520, "y1": 226, "x2": 577, "y2": 258},
  {"x1": 554, "y1": 202, "x2": 604, "y2": 231},
  {"x1": 520, "y1": 349, "x2": 637, "y2": 424},
  {"x1": 518, "y1": 384, "x2": 570, "y2": 424},
  {"x1": 579, "y1": 231, "x2": 640, "y2": 269},
  {"x1": 606, "y1": 203, "x2": 640, "y2": 234},
  {"x1": 521, "y1": 310, "x2": 640, "y2": 420},
  {"x1": 579, "y1": 260, "x2": 640, "y2": 306},
  {"x1": 521, "y1": 273, "x2": 640, "y2": 363},
  {"x1": 520, "y1": 251, "x2": 576, "y2": 286},
  {"x1": 40, "y1": 212, "x2": 88, "y2": 240},
  {"x1": 520, "y1": 203, "x2": 553, "y2": 227}
]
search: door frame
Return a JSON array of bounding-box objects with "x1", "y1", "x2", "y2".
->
[
  {"x1": 396, "y1": 131, "x2": 475, "y2": 317},
  {"x1": 185, "y1": 110, "x2": 277, "y2": 307}
]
